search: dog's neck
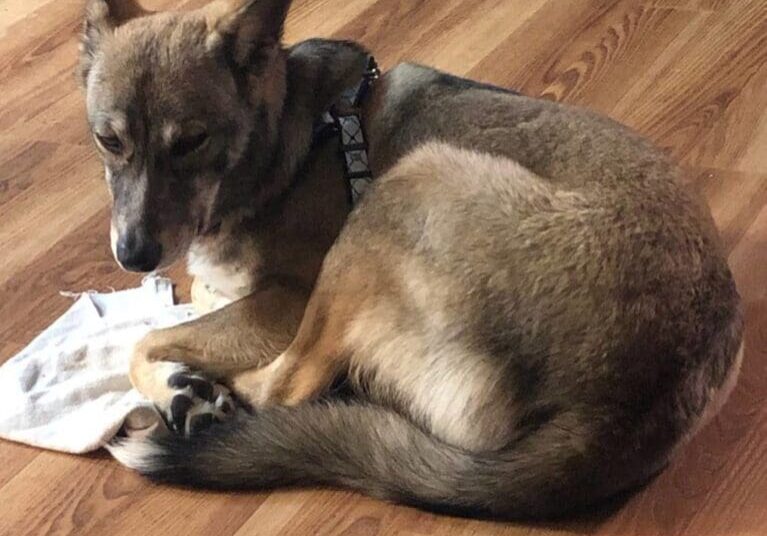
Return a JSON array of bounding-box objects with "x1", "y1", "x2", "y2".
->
[
  {"x1": 215, "y1": 40, "x2": 372, "y2": 222},
  {"x1": 186, "y1": 40, "x2": 374, "y2": 296}
]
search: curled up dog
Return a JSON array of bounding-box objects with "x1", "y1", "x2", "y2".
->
[{"x1": 79, "y1": 0, "x2": 744, "y2": 519}]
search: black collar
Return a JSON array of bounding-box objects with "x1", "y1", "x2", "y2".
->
[{"x1": 312, "y1": 56, "x2": 380, "y2": 205}]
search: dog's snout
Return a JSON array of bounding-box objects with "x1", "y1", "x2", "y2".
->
[{"x1": 116, "y1": 229, "x2": 162, "y2": 272}]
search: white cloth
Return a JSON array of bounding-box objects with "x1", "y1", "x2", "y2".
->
[{"x1": 0, "y1": 277, "x2": 198, "y2": 453}]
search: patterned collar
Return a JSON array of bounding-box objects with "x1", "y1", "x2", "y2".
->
[{"x1": 312, "y1": 56, "x2": 381, "y2": 205}]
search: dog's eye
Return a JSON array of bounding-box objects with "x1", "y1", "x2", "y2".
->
[
  {"x1": 171, "y1": 132, "x2": 209, "y2": 158},
  {"x1": 95, "y1": 133, "x2": 123, "y2": 155}
]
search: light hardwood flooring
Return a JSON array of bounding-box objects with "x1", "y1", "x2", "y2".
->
[{"x1": 1, "y1": 0, "x2": 766, "y2": 534}]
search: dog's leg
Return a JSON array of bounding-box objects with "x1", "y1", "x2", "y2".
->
[
  {"x1": 229, "y1": 291, "x2": 350, "y2": 408},
  {"x1": 228, "y1": 348, "x2": 340, "y2": 408},
  {"x1": 136, "y1": 277, "x2": 309, "y2": 373},
  {"x1": 129, "y1": 351, "x2": 236, "y2": 435},
  {"x1": 130, "y1": 279, "x2": 309, "y2": 433}
]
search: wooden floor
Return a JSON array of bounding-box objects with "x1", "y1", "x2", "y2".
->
[{"x1": 1, "y1": 0, "x2": 766, "y2": 534}]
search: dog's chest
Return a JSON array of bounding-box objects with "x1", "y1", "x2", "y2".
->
[{"x1": 186, "y1": 240, "x2": 259, "y2": 301}]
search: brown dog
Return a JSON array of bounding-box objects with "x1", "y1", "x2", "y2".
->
[{"x1": 79, "y1": 0, "x2": 743, "y2": 519}]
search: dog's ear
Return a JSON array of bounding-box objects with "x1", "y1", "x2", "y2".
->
[
  {"x1": 78, "y1": 0, "x2": 152, "y2": 86},
  {"x1": 204, "y1": 0, "x2": 292, "y2": 70}
]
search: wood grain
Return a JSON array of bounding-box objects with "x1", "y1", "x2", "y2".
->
[{"x1": 0, "y1": 0, "x2": 765, "y2": 534}]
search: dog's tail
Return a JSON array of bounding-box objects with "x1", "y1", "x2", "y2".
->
[{"x1": 107, "y1": 401, "x2": 636, "y2": 518}]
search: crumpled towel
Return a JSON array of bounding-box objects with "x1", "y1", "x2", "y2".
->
[{"x1": 0, "y1": 276, "x2": 198, "y2": 453}]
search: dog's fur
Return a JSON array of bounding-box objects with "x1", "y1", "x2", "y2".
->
[{"x1": 79, "y1": 0, "x2": 744, "y2": 519}]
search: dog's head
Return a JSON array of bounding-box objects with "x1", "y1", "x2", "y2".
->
[{"x1": 79, "y1": 0, "x2": 290, "y2": 272}]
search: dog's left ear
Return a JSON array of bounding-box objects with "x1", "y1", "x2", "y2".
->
[
  {"x1": 78, "y1": 0, "x2": 152, "y2": 86},
  {"x1": 204, "y1": 0, "x2": 292, "y2": 69}
]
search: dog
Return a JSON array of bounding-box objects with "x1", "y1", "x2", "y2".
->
[{"x1": 78, "y1": 0, "x2": 744, "y2": 519}]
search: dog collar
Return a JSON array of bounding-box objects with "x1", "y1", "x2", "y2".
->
[{"x1": 312, "y1": 56, "x2": 380, "y2": 205}]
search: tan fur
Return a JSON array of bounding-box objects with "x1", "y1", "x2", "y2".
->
[{"x1": 81, "y1": 0, "x2": 743, "y2": 518}]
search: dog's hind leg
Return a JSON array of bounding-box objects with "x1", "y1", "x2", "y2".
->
[{"x1": 129, "y1": 278, "x2": 309, "y2": 434}]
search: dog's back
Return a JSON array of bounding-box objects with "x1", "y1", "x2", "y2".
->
[
  {"x1": 114, "y1": 135, "x2": 742, "y2": 518},
  {"x1": 89, "y1": 0, "x2": 742, "y2": 519}
]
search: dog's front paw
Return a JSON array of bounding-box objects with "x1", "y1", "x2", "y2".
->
[{"x1": 162, "y1": 368, "x2": 236, "y2": 436}]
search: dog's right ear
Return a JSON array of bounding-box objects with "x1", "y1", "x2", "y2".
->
[
  {"x1": 204, "y1": 0, "x2": 292, "y2": 71},
  {"x1": 78, "y1": 0, "x2": 152, "y2": 86}
]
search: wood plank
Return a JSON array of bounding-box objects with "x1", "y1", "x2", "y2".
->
[
  {"x1": 646, "y1": 0, "x2": 731, "y2": 12},
  {"x1": 336, "y1": 0, "x2": 550, "y2": 75},
  {"x1": 0, "y1": 438, "x2": 39, "y2": 489},
  {"x1": 729, "y1": 203, "x2": 767, "y2": 303},
  {"x1": 686, "y1": 167, "x2": 767, "y2": 252},
  {"x1": 473, "y1": 0, "x2": 700, "y2": 112},
  {"x1": 611, "y1": 0, "x2": 767, "y2": 162}
]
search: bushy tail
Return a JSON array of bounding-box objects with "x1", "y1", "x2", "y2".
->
[{"x1": 108, "y1": 401, "x2": 635, "y2": 519}]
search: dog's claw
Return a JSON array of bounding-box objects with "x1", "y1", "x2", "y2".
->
[
  {"x1": 170, "y1": 394, "x2": 195, "y2": 433},
  {"x1": 162, "y1": 369, "x2": 235, "y2": 436}
]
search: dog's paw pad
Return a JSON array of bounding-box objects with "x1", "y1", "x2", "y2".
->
[
  {"x1": 168, "y1": 371, "x2": 220, "y2": 401},
  {"x1": 162, "y1": 370, "x2": 235, "y2": 436}
]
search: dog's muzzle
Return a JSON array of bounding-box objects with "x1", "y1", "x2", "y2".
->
[{"x1": 116, "y1": 228, "x2": 163, "y2": 272}]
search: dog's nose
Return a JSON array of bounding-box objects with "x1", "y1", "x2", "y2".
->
[{"x1": 116, "y1": 229, "x2": 162, "y2": 272}]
